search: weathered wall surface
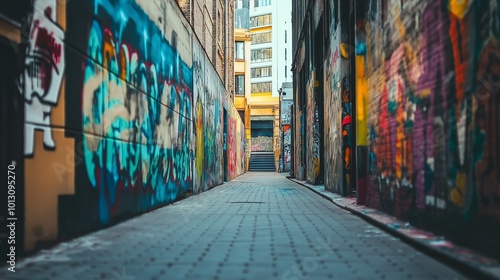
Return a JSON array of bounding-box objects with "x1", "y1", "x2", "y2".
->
[
  {"x1": 293, "y1": 0, "x2": 500, "y2": 256},
  {"x1": 227, "y1": 98, "x2": 245, "y2": 180},
  {"x1": 324, "y1": 22, "x2": 347, "y2": 195},
  {"x1": 0, "y1": 0, "x2": 244, "y2": 254},
  {"x1": 306, "y1": 79, "x2": 318, "y2": 183},
  {"x1": 360, "y1": 0, "x2": 500, "y2": 225},
  {"x1": 353, "y1": 0, "x2": 500, "y2": 255},
  {"x1": 281, "y1": 100, "x2": 293, "y2": 172}
]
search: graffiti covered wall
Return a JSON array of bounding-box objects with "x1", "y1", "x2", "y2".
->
[
  {"x1": 227, "y1": 102, "x2": 245, "y2": 180},
  {"x1": 62, "y1": 0, "x2": 196, "y2": 237},
  {"x1": 323, "y1": 2, "x2": 352, "y2": 195},
  {"x1": 251, "y1": 136, "x2": 273, "y2": 151},
  {"x1": 361, "y1": 0, "x2": 500, "y2": 230},
  {"x1": 281, "y1": 100, "x2": 293, "y2": 172},
  {"x1": 324, "y1": 23, "x2": 345, "y2": 194},
  {"x1": 306, "y1": 78, "x2": 317, "y2": 183},
  {"x1": 3, "y1": 0, "x2": 245, "y2": 253}
]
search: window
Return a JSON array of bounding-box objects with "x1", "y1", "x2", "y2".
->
[
  {"x1": 235, "y1": 75, "x2": 245, "y2": 95},
  {"x1": 285, "y1": 66, "x2": 287, "y2": 78},
  {"x1": 235, "y1": 0, "x2": 248, "y2": 9},
  {"x1": 254, "y1": 0, "x2": 271, "y2": 7},
  {"x1": 251, "y1": 48, "x2": 272, "y2": 62},
  {"x1": 251, "y1": 31, "x2": 272, "y2": 44},
  {"x1": 250, "y1": 14, "x2": 272, "y2": 28},
  {"x1": 251, "y1": 66, "x2": 272, "y2": 78},
  {"x1": 235, "y1": 42, "x2": 245, "y2": 59},
  {"x1": 251, "y1": 82, "x2": 272, "y2": 93},
  {"x1": 238, "y1": 110, "x2": 245, "y2": 122},
  {"x1": 285, "y1": 30, "x2": 287, "y2": 43},
  {"x1": 285, "y1": 48, "x2": 287, "y2": 60}
]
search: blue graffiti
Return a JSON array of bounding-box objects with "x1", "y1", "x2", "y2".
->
[{"x1": 82, "y1": 0, "x2": 194, "y2": 223}]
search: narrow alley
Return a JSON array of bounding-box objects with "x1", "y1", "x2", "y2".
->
[
  {"x1": 1, "y1": 0, "x2": 500, "y2": 279},
  {"x1": 1, "y1": 173, "x2": 465, "y2": 280}
]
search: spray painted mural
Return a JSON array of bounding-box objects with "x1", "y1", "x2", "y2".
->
[
  {"x1": 281, "y1": 100, "x2": 293, "y2": 172},
  {"x1": 193, "y1": 38, "x2": 206, "y2": 193},
  {"x1": 22, "y1": 0, "x2": 65, "y2": 156},
  {"x1": 5, "y1": 0, "x2": 245, "y2": 252},
  {"x1": 203, "y1": 60, "x2": 224, "y2": 187},
  {"x1": 227, "y1": 104, "x2": 245, "y2": 180},
  {"x1": 71, "y1": 0, "x2": 195, "y2": 226},
  {"x1": 306, "y1": 79, "x2": 318, "y2": 183},
  {"x1": 251, "y1": 136, "x2": 273, "y2": 151},
  {"x1": 324, "y1": 20, "x2": 351, "y2": 195},
  {"x1": 361, "y1": 0, "x2": 500, "y2": 222}
]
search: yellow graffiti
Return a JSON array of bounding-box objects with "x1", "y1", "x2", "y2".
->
[
  {"x1": 394, "y1": 6, "x2": 406, "y2": 40},
  {"x1": 451, "y1": 172, "x2": 466, "y2": 206},
  {"x1": 449, "y1": 0, "x2": 472, "y2": 19},
  {"x1": 356, "y1": 55, "x2": 368, "y2": 146},
  {"x1": 313, "y1": 157, "x2": 320, "y2": 178},
  {"x1": 345, "y1": 147, "x2": 351, "y2": 170},
  {"x1": 340, "y1": 43, "x2": 350, "y2": 59},
  {"x1": 195, "y1": 99, "x2": 204, "y2": 190},
  {"x1": 393, "y1": 5, "x2": 420, "y2": 85}
]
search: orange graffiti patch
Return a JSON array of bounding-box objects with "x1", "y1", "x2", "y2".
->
[{"x1": 345, "y1": 147, "x2": 351, "y2": 170}]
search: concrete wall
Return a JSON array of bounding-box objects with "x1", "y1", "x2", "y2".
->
[{"x1": 0, "y1": 0, "x2": 245, "y2": 256}]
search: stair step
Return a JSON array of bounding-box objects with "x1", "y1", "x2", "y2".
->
[{"x1": 249, "y1": 152, "x2": 275, "y2": 172}]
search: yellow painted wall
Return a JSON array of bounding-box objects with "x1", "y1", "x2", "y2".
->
[
  {"x1": 235, "y1": 61, "x2": 245, "y2": 73},
  {"x1": 234, "y1": 96, "x2": 247, "y2": 109},
  {"x1": 22, "y1": 0, "x2": 77, "y2": 251}
]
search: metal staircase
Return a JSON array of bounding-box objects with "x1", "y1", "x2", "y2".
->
[{"x1": 248, "y1": 152, "x2": 275, "y2": 172}]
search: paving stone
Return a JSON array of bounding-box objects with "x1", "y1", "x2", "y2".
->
[{"x1": 0, "y1": 172, "x2": 468, "y2": 279}]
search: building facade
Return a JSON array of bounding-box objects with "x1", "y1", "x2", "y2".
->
[
  {"x1": 248, "y1": 0, "x2": 292, "y2": 169},
  {"x1": 177, "y1": 0, "x2": 235, "y2": 100},
  {"x1": 234, "y1": 28, "x2": 252, "y2": 170},
  {"x1": 292, "y1": 0, "x2": 500, "y2": 258}
]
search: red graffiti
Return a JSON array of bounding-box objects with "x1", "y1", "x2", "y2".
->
[{"x1": 35, "y1": 26, "x2": 62, "y2": 66}]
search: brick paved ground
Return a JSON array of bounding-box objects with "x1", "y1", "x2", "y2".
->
[{"x1": 0, "y1": 172, "x2": 465, "y2": 280}]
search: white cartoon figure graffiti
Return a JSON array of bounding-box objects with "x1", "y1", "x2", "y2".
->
[{"x1": 21, "y1": 0, "x2": 65, "y2": 156}]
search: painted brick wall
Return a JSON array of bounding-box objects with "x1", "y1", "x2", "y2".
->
[
  {"x1": 357, "y1": 0, "x2": 500, "y2": 253},
  {"x1": 0, "y1": 0, "x2": 244, "y2": 255}
]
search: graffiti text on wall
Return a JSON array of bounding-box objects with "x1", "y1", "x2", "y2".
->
[
  {"x1": 22, "y1": 0, "x2": 65, "y2": 156},
  {"x1": 82, "y1": 0, "x2": 193, "y2": 224}
]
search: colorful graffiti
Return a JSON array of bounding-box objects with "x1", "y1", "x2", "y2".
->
[
  {"x1": 80, "y1": 0, "x2": 194, "y2": 224},
  {"x1": 228, "y1": 114, "x2": 237, "y2": 178},
  {"x1": 283, "y1": 125, "x2": 292, "y2": 171},
  {"x1": 341, "y1": 77, "x2": 352, "y2": 191},
  {"x1": 251, "y1": 136, "x2": 273, "y2": 151},
  {"x1": 193, "y1": 40, "x2": 205, "y2": 193},
  {"x1": 295, "y1": 104, "x2": 305, "y2": 179},
  {"x1": 361, "y1": 0, "x2": 500, "y2": 222},
  {"x1": 306, "y1": 78, "x2": 316, "y2": 183},
  {"x1": 281, "y1": 101, "x2": 293, "y2": 172},
  {"x1": 203, "y1": 65, "x2": 224, "y2": 187},
  {"x1": 22, "y1": 0, "x2": 65, "y2": 156},
  {"x1": 226, "y1": 104, "x2": 245, "y2": 180},
  {"x1": 313, "y1": 105, "x2": 321, "y2": 179},
  {"x1": 2, "y1": 0, "x2": 245, "y2": 254},
  {"x1": 324, "y1": 22, "x2": 349, "y2": 195}
]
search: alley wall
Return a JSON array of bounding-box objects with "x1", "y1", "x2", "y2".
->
[
  {"x1": 0, "y1": 0, "x2": 245, "y2": 255},
  {"x1": 293, "y1": 0, "x2": 500, "y2": 257}
]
